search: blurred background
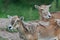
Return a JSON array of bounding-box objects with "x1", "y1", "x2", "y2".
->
[{"x1": 0, "y1": 0, "x2": 60, "y2": 21}]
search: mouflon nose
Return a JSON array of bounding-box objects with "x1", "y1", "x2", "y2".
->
[
  {"x1": 8, "y1": 25, "x2": 13, "y2": 29},
  {"x1": 49, "y1": 15, "x2": 51, "y2": 17},
  {"x1": 9, "y1": 26, "x2": 12, "y2": 29},
  {"x1": 48, "y1": 15, "x2": 51, "y2": 18}
]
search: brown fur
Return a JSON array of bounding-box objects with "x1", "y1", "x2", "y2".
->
[
  {"x1": 9, "y1": 16, "x2": 38, "y2": 40},
  {"x1": 37, "y1": 16, "x2": 60, "y2": 40},
  {"x1": 17, "y1": 20, "x2": 38, "y2": 40},
  {"x1": 35, "y1": 5, "x2": 60, "y2": 20},
  {"x1": 8, "y1": 4, "x2": 60, "y2": 40},
  {"x1": 51, "y1": 11, "x2": 60, "y2": 19},
  {"x1": 35, "y1": 5, "x2": 60, "y2": 39},
  {"x1": 9, "y1": 16, "x2": 60, "y2": 40}
]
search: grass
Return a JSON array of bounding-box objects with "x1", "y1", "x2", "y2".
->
[
  {"x1": 0, "y1": 0, "x2": 60, "y2": 40},
  {"x1": 0, "y1": 1, "x2": 60, "y2": 21},
  {"x1": 0, "y1": 4, "x2": 39, "y2": 21},
  {"x1": 50, "y1": 0, "x2": 60, "y2": 12}
]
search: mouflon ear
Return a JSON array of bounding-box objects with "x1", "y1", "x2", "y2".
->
[
  {"x1": 48, "y1": 5, "x2": 51, "y2": 7},
  {"x1": 7, "y1": 15, "x2": 12, "y2": 19},
  {"x1": 34, "y1": 5, "x2": 40, "y2": 9},
  {"x1": 35, "y1": 5, "x2": 44, "y2": 10},
  {"x1": 20, "y1": 16, "x2": 24, "y2": 20}
]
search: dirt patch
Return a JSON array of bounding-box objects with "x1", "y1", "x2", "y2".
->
[{"x1": 0, "y1": 18, "x2": 10, "y2": 28}]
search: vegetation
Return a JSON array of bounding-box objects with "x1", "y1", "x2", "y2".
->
[
  {"x1": 0, "y1": 0, "x2": 60, "y2": 21},
  {"x1": 0, "y1": 0, "x2": 60, "y2": 39}
]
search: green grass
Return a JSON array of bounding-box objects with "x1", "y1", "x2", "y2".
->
[
  {"x1": 0, "y1": 4, "x2": 39, "y2": 21},
  {"x1": 50, "y1": 0, "x2": 60, "y2": 12},
  {"x1": 0, "y1": 1, "x2": 60, "y2": 21}
]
